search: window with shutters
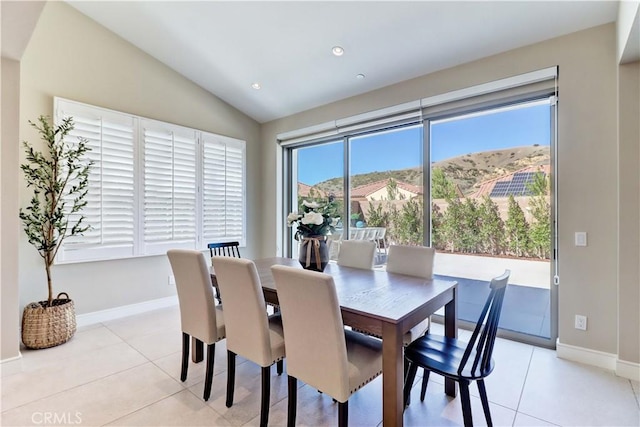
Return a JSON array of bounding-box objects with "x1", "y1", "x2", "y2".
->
[
  {"x1": 202, "y1": 132, "x2": 246, "y2": 244},
  {"x1": 54, "y1": 98, "x2": 246, "y2": 263}
]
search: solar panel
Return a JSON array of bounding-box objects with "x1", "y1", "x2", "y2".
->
[
  {"x1": 490, "y1": 181, "x2": 510, "y2": 197},
  {"x1": 489, "y1": 172, "x2": 544, "y2": 197}
]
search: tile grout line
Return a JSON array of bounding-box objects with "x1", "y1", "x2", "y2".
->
[
  {"x1": 629, "y1": 379, "x2": 640, "y2": 410},
  {"x1": 512, "y1": 345, "x2": 534, "y2": 426},
  {"x1": 512, "y1": 347, "x2": 561, "y2": 427}
]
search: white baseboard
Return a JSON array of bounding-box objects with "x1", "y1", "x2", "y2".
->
[
  {"x1": 0, "y1": 353, "x2": 23, "y2": 377},
  {"x1": 76, "y1": 295, "x2": 178, "y2": 328},
  {"x1": 616, "y1": 359, "x2": 640, "y2": 382},
  {"x1": 557, "y1": 339, "x2": 640, "y2": 380}
]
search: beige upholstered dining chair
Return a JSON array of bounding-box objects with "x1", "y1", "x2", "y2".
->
[
  {"x1": 270, "y1": 265, "x2": 383, "y2": 427},
  {"x1": 337, "y1": 239, "x2": 376, "y2": 269},
  {"x1": 386, "y1": 244, "x2": 436, "y2": 402},
  {"x1": 211, "y1": 256, "x2": 286, "y2": 427},
  {"x1": 167, "y1": 249, "x2": 226, "y2": 401}
]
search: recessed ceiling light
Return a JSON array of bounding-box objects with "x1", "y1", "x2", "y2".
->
[
  {"x1": 251, "y1": 82, "x2": 261, "y2": 90},
  {"x1": 356, "y1": 73, "x2": 365, "y2": 79},
  {"x1": 332, "y1": 46, "x2": 344, "y2": 56}
]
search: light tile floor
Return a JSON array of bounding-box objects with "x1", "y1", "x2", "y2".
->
[{"x1": 2, "y1": 305, "x2": 638, "y2": 427}]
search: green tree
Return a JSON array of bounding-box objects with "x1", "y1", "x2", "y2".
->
[
  {"x1": 478, "y1": 196, "x2": 505, "y2": 255},
  {"x1": 365, "y1": 202, "x2": 389, "y2": 227},
  {"x1": 431, "y1": 202, "x2": 446, "y2": 250},
  {"x1": 386, "y1": 178, "x2": 400, "y2": 200},
  {"x1": 432, "y1": 168, "x2": 458, "y2": 199},
  {"x1": 393, "y1": 197, "x2": 423, "y2": 245},
  {"x1": 19, "y1": 116, "x2": 92, "y2": 305},
  {"x1": 459, "y1": 198, "x2": 481, "y2": 252},
  {"x1": 441, "y1": 197, "x2": 464, "y2": 252},
  {"x1": 505, "y1": 195, "x2": 530, "y2": 257},
  {"x1": 527, "y1": 171, "x2": 548, "y2": 196},
  {"x1": 527, "y1": 172, "x2": 550, "y2": 258}
]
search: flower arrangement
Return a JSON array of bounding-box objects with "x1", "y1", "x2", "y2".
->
[{"x1": 287, "y1": 199, "x2": 340, "y2": 240}]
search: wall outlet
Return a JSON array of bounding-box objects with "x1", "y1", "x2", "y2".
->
[
  {"x1": 168, "y1": 275, "x2": 176, "y2": 286},
  {"x1": 574, "y1": 314, "x2": 587, "y2": 330}
]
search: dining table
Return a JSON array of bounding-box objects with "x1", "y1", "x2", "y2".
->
[{"x1": 211, "y1": 257, "x2": 458, "y2": 427}]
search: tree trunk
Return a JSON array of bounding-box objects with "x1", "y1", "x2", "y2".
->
[{"x1": 45, "y1": 255, "x2": 53, "y2": 307}]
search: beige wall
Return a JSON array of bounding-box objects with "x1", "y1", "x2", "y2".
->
[
  {"x1": 262, "y1": 24, "x2": 630, "y2": 357},
  {"x1": 617, "y1": 60, "x2": 640, "y2": 364},
  {"x1": 16, "y1": 2, "x2": 261, "y2": 315},
  {"x1": 1, "y1": 58, "x2": 22, "y2": 360}
]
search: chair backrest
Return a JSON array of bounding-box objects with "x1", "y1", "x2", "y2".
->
[
  {"x1": 337, "y1": 240, "x2": 376, "y2": 269},
  {"x1": 458, "y1": 270, "x2": 511, "y2": 378},
  {"x1": 208, "y1": 241, "x2": 241, "y2": 258},
  {"x1": 271, "y1": 265, "x2": 350, "y2": 400},
  {"x1": 211, "y1": 256, "x2": 273, "y2": 366},
  {"x1": 167, "y1": 249, "x2": 220, "y2": 343},
  {"x1": 386, "y1": 245, "x2": 435, "y2": 279}
]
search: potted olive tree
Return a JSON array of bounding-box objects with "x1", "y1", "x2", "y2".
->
[{"x1": 19, "y1": 115, "x2": 92, "y2": 349}]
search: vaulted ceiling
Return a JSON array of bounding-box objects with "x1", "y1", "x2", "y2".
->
[{"x1": 3, "y1": 1, "x2": 621, "y2": 123}]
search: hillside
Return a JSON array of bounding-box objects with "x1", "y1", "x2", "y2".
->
[{"x1": 313, "y1": 145, "x2": 550, "y2": 196}]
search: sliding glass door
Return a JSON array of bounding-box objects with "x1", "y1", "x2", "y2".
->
[
  {"x1": 284, "y1": 97, "x2": 557, "y2": 346},
  {"x1": 429, "y1": 99, "x2": 555, "y2": 342}
]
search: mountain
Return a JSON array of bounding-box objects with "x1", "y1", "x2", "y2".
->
[{"x1": 313, "y1": 145, "x2": 550, "y2": 196}]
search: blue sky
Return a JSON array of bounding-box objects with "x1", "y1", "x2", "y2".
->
[{"x1": 298, "y1": 102, "x2": 551, "y2": 185}]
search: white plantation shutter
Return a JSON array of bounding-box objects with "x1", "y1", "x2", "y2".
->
[
  {"x1": 143, "y1": 121, "x2": 197, "y2": 253},
  {"x1": 56, "y1": 101, "x2": 136, "y2": 262},
  {"x1": 202, "y1": 132, "x2": 246, "y2": 245},
  {"x1": 53, "y1": 97, "x2": 246, "y2": 262}
]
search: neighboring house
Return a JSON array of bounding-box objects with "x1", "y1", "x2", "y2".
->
[{"x1": 351, "y1": 179, "x2": 423, "y2": 201}]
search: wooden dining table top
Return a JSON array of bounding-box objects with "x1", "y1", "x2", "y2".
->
[{"x1": 251, "y1": 257, "x2": 456, "y2": 327}]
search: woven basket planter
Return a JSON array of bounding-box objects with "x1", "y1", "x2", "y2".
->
[{"x1": 22, "y1": 292, "x2": 76, "y2": 349}]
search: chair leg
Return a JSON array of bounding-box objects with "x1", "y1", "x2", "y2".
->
[
  {"x1": 260, "y1": 366, "x2": 271, "y2": 427},
  {"x1": 404, "y1": 358, "x2": 411, "y2": 406},
  {"x1": 477, "y1": 379, "x2": 493, "y2": 427},
  {"x1": 277, "y1": 359, "x2": 284, "y2": 375},
  {"x1": 180, "y1": 332, "x2": 189, "y2": 382},
  {"x1": 403, "y1": 361, "x2": 418, "y2": 408},
  {"x1": 420, "y1": 368, "x2": 430, "y2": 401},
  {"x1": 203, "y1": 343, "x2": 215, "y2": 401},
  {"x1": 459, "y1": 381, "x2": 473, "y2": 427},
  {"x1": 193, "y1": 338, "x2": 204, "y2": 363},
  {"x1": 338, "y1": 401, "x2": 348, "y2": 427},
  {"x1": 226, "y1": 351, "x2": 236, "y2": 407},
  {"x1": 287, "y1": 376, "x2": 297, "y2": 427}
]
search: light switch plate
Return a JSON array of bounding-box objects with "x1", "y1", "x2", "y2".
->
[{"x1": 575, "y1": 232, "x2": 587, "y2": 247}]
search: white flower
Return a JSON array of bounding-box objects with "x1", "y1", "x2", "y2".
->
[
  {"x1": 302, "y1": 200, "x2": 321, "y2": 209},
  {"x1": 301, "y1": 211, "x2": 324, "y2": 226},
  {"x1": 330, "y1": 217, "x2": 340, "y2": 226},
  {"x1": 286, "y1": 212, "x2": 300, "y2": 226}
]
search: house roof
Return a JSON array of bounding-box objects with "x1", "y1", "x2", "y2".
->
[{"x1": 351, "y1": 179, "x2": 423, "y2": 199}]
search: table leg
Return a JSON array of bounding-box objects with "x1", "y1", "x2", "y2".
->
[
  {"x1": 444, "y1": 286, "x2": 458, "y2": 397},
  {"x1": 382, "y1": 322, "x2": 403, "y2": 427}
]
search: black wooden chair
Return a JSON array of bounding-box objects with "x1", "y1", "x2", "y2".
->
[
  {"x1": 207, "y1": 242, "x2": 241, "y2": 304},
  {"x1": 403, "y1": 270, "x2": 511, "y2": 427},
  {"x1": 208, "y1": 241, "x2": 241, "y2": 258}
]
